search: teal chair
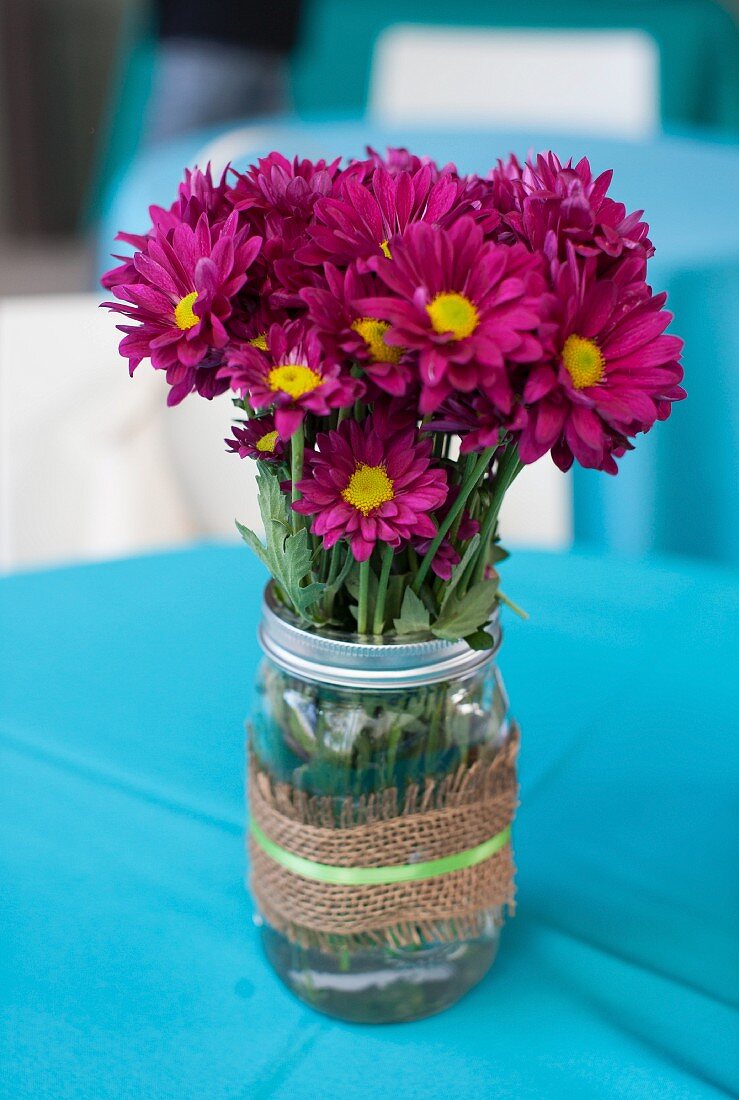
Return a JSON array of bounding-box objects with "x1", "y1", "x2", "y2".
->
[
  {"x1": 93, "y1": 0, "x2": 739, "y2": 217},
  {"x1": 293, "y1": 0, "x2": 739, "y2": 136},
  {"x1": 91, "y1": 0, "x2": 739, "y2": 223}
]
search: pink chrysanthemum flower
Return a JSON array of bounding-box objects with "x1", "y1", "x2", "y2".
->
[
  {"x1": 518, "y1": 256, "x2": 685, "y2": 473},
  {"x1": 259, "y1": 248, "x2": 327, "y2": 312},
  {"x1": 226, "y1": 414, "x2": 286, "y2": 463},
  {"x1": 359, "y1": 217, "x2": 545, "y2": 414},
  {"x1": 228, "y1": 153, "x2": 341, "y2": 308},
  {"x1": 293, "y1": 416, "x2": 448, "y2": 562},
  {"x1": 103, "y1": 211, "x2": 262, "y2": 405},
  {"x1": 229, "y1": 153, "x2": 341, "y2": 233},
  {"x1": 429, "y1": 393, "x2": 527, "y2": 453},
  {"x1": 301, "y1": 264, "x2": 416, "y2": 397},
  {"x1": 101, "y1": 165, "x2": 234, "y2": 291},
  {"x1": 297, "y1": 164, "x2": 464, "y2": 269},
  {"x1": 492, "y1": 152, "x2": 653, "y2": 272},
  {"x1": 223, "y1": 321, "x2": 364, "y2": 440},
  {"x1": 227, "y1": 296, "x2": 291, "y2": 349},
  {"x1": 361, "y1": 146, "x2": 451, "y2": 179},
  {"x1": 413, "y1": 485, "x2": 480, "y2": 579}
]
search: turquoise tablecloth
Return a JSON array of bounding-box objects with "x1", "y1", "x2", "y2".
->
[
  {"x1": 98, "y1": 121, "x2": 739, "y2": 567},
  {"x1": 1, "y1": 547, "x2": 737, "y2": 1098}
]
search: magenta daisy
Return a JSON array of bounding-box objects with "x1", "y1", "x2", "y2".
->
[
  {"x1": 361, "y1": 146, "x2": 450, "y2": 179},
  {"x1": 101, "y1": 164, "x2": 234, "y2": 292},
  {"x1": 297, "y1": 163, "x2": 463, "y2": 269},
  {"x1": 413, "y1": 486, "x2": 480, "y2": 580},
  {"x1": 492, "y1": 152, "x2": 653, "y2": 273},
  {"x1": 301, "y1": 264, "x2": 415, "y2": 397},
  {"x1": 292, "y1": 416, "x2": 448, "y2": 562},
  {"x1": 359, "y1": 217, "x2": 546, "y2": 414},
  {"x1": 229, "y1": 153, "x2": 340, "y2": 232},
  {"x1": 103, "y1": 211, "x2": 262, "y2": 405},
  {"x1": 429, "y1": 392, "x2": 527, "y2": 453},
  {"x1": 222, "y1": 321, "x2": 364, "y2": 439},
  {"x1": 227, "y1": 153, "x2": 341, "y2": 309},
  {"x1": 226, "y1": 414, "x2": 286, "y2": 463},
  {"x1": 227, "y1": 295, "x2": 291, "y2": 349},
  {"x1": 517, "y1": 256, "x2": 685, "y2": 473}
]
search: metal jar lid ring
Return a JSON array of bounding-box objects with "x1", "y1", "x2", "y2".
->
[{"x1": 258, "y1": 584, "x2": 501, "y2": 690}]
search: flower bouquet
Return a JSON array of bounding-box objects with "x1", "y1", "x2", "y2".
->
[{"x1": 104, "y1": 147, "x2": 684, "y2": 1023}]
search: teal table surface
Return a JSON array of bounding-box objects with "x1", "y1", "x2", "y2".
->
[
  {"x1": 99, "y1": 121, "x2": 739, "y2": 566},
  {"x1": 1, "y1": 546, "x2": 737, "y2": 1098}
]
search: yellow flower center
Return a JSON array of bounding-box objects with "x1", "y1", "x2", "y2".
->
[
  {"x1": 267, "y1": 363, "x2": 322, "y2": 398},
  {"x1": 562, "y1": 334, "x2": 605, "y2": 389},
  {"x1": 256, "y1": 429, "x2": 279, "y2": 453},
  {"x1": 380, "y1": 239, "x2": 392, "y2": 259},
  {"x1": 341, "y1": 463, "x2": 395, "y2": 516},
  {"x1": 351, "y1": 317, "x2": 403, "y2": 364},
  {"x1": 426, "y1": 292, "x2": 479, "y2": 340},
  {"x1": 174, "y1": 291, "x2": 199, "y2": 331},
  {"x1": 249, "y1": 333, "x2": 268, "y2": 350}
]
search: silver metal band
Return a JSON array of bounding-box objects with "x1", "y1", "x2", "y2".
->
[{"x1": 258, "y1": 585, "x2": 501, "y2": 690}]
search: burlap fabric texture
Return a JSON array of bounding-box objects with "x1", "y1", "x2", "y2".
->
[{"x1": 248, "y1": 724, "x2": 519, "y2": 950}]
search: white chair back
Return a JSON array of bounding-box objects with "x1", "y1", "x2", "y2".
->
[
  {"x1": 369, "y1": 26, "x2": 659, "y2": 138},
  {"x1": 0, "y1": 294, "x2": 256, "y2": 573}
]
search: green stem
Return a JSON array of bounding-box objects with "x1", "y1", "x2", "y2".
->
[
  {"x1": 412, "y1": 447, "x2": 495, "y2": 594},
  {"x1": 324, "y1": 544, "x2": 354, "y2": 620},
  {"x1": 457, "y1": 539, "x2": 481, "y2": 594},
  {"x1": 327, "y1": 547, "x2": 354, "y2": 595},
  {"x1": 472, "y1": 445, "x2": 523, "y2": 585},
  {"x1": 326, "y1": 543, "x2": 341, "y2": 587},
  {"x1": 290, "y1": 422, "x2": 305, "y2": 534},
  {"x1": 449, "y1": 454, "x2": 476, "y2": 544},
  {"x1": 372, "y1": 543, "x2": 394, "y2": 635},
  {"x1": 357, "y1": 558, "x2": 370, "y2": 635}
]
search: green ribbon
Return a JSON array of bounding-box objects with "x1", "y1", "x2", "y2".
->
[{"x1": 250, "y1": 819, "x2": 511, "y2": 886}]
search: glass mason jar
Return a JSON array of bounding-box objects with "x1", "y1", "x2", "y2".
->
[{"x1": 249, "y1": 585, "x2": 515, "y2": 1024}]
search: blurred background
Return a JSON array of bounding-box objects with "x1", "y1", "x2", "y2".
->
[{"x1": 1, "y1": 0, "x2": 738, "y2": 573}]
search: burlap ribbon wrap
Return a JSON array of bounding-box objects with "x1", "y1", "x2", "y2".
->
[{"x1": 248, "y1": 724, "x2": 519, "y2": 949}]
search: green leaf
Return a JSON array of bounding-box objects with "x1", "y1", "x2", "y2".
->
[
  {"x1": 393, "y1": 586, "x2": 431, "y2": 635},
  {"x1": 431, "y1": 579, "x2": 499, "y2": 641},
  {"x1": 236, "y1": 466, "x2": 324, "y2": 621},
  {"x1": 323, "y1": 548, "x2": 354, "y2": 597},
  {"x1": 464, "y1": 629, "x2": 496, "y2": 650},
  {"x1": 439, "y1": 533, "x2": 480, "y2": 609},
  {"x1": 489, "y1": 542, "x2": 509, "y2": 564},
  {"x1": 385, "y1": 573, "x2": 408, "y2": 624}
]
